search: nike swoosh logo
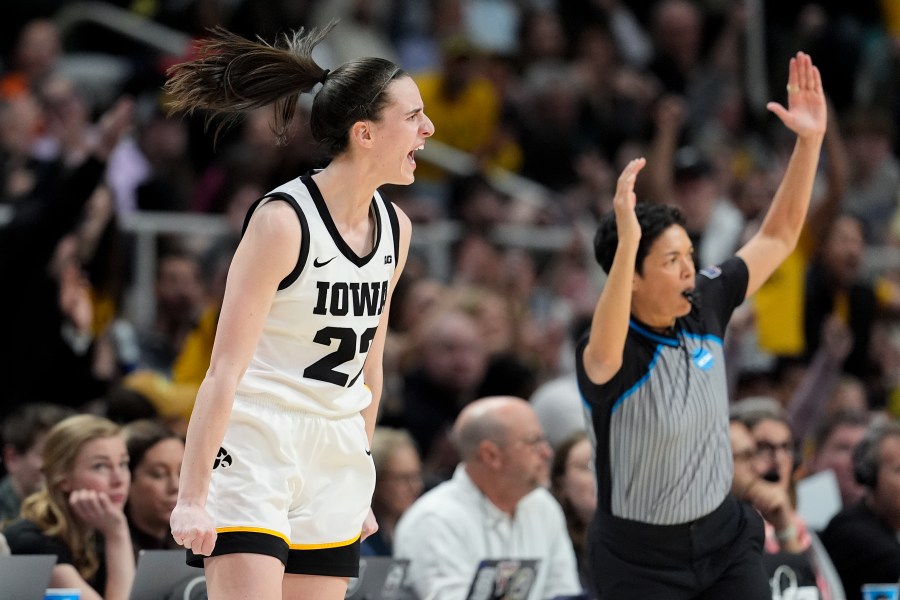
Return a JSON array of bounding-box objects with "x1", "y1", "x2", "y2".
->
[
  {"x1": 365, "y1": 449, "x2": 372, "y2": 456},
  {"x1": 313, "y1": 256, "x2": 336, "y2": 268}
]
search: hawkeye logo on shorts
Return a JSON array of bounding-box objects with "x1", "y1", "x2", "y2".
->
[
  {"x1": 692, "y1": 347, "x2": 714, "y2": 372},
  {"x1": 213, "y1": 447, "x2": 233, "y2": 470}
]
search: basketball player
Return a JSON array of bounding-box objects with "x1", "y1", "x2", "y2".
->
[{"x1": 163, "y1": 24, "x2": 433, "y2": 599}]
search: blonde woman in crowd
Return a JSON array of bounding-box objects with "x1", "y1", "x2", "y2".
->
[{"x1": 4, "y1": 414, "x2": 134, "y2": 600}]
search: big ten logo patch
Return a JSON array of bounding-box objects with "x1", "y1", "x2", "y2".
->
[{"x1": 213, "y1": 447, "x2": 233, "y2": 470}]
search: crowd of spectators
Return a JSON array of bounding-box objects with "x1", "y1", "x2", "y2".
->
[{"x1": 3, "y1": 0, "x2": 900, "y2": 598}]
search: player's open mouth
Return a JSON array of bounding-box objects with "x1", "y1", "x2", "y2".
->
[{"x1": 407, "y1": 144, "x2": 424, "y2": 166}]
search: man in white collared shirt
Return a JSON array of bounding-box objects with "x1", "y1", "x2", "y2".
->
[{"x1": 393, "y1": 396, "x2": 583, "y2": 600}]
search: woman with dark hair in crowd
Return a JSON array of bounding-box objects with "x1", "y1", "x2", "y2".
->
[
  {"x1": 122, "y1": 419, "x2": 184, "y2": 559},
  {"x1": 551, "y1": 431, "x2": 597, "y2": 596}
]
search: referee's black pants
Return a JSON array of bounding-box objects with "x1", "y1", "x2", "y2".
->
[{"x1": 588, "y1": 495, "x2": 769, "y2": 599}]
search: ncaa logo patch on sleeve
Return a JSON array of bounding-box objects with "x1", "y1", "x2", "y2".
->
[{"x1": 699, "y1": 265, "x2": 722, "y2": 280}]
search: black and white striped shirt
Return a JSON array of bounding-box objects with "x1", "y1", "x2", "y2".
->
[{"x1": 577, "y1": 257, "x2": 748, "y2": 525}]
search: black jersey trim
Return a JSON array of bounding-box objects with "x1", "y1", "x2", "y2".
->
[
  {"x1": 268, "y1": 192, "x2": 311, "y2": 290},
  {"x1": 382, "y1": 196, "x2": 401, "y2": 266},
  {"x1": 240, "y1": 197, "x2": 266, "y2": 237},
  {"x1": 301, "y1": 173, "x2": 381, "y2": 268},
  {"x1": 629, "y1": 319, "x2": 679, "y2": 346},
  {"x1": 589, "y1": 379, "x2": 615, "y2": 516},
  {"x1": 610, "y1": 344, "x2": 663, "y2": 414},
  {"x1": 239, "y1": 191, "x2": 311, "y2": 291}
]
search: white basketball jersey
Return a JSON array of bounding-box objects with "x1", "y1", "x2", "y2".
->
[{"x1": 235, "y1": 174, "x2": 399, "y2": 417}]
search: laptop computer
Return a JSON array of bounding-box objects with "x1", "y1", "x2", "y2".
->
[
  {"x1": 465, "y1": 558, "x2": 540, "y2": 600},
  {"x1": 0, "y1": 554, "x2": 57, "y2": 600},
  {"x1": 130, "y1": 549, "x2": 205, "y2": 600},
  {"x1": 345, "y1": 557, "x2": 410, "y2": 600}
]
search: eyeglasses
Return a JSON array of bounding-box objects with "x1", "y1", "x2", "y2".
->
[
  {"x1": 732, "y1": 448, "x2": 756, "y2": 463},
  {"x1": 755, "y1": 441, "x2": 793, "y2": 460},
  {"x1": 511, "y1": 435, "x2": 551, "y2": 452}
]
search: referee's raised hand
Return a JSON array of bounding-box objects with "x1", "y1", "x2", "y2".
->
[
  {"x1": 767, "y1": 51, "x2": 826, "y2": 142},
  {"x1": 612, "y1": 157, "x2": 646, "y2": 246}
]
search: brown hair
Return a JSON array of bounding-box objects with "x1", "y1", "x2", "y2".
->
[
  {"x1": 370, "y1": 427, "x2": 418, "y2": 474},
  {"x1": 550, "y1": 431, "x2": 590, "y2": 558},
  {"x1": 2, "y1": 403, "x2": 74, "y2": 454},
  {"x1": 164, "y1": 24, "x2": 406, "y2": 154},
  {"x1": 122, "y1": 419, "x2": 181, "y2": 477},
  {"x1": 20, "y1": 414, "x2": 122, "y2": 581}
]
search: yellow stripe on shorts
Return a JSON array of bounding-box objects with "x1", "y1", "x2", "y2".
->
[{"x1": 289, "y1": 532, "x2": 361, "y2": 550}]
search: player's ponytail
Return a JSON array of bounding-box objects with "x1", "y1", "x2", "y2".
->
[{"x1": 164, "y1": 23, "x2": 335, "y2": 145}]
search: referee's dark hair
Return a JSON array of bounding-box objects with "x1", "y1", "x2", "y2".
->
[{"x1": 593, "y1": 203, "x2": 686, "y2": 275}]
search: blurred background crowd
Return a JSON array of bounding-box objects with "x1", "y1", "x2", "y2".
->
[{"x1": 3, "y1": 0, "x2": 900, "y2": 597}]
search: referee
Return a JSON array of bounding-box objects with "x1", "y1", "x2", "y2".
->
[{"x1": 576, "y1": 52, "x2": 826, "y2": 599}]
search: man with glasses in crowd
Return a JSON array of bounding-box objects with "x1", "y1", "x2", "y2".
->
[
  {"x1": 393, "y1": 396, "x2": 582, "y2": 600},
  {"x1": 729, "y1": 417, "x2": 805, "y2": 554}
]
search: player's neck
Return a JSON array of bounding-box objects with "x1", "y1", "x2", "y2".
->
[{"x1": 313, "y1": 160, "x2": 378, "y2": 220}]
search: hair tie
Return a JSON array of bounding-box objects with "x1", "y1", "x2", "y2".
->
[{"x1": 319, "y1": 69, "x2": 330, "y2": 85}]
